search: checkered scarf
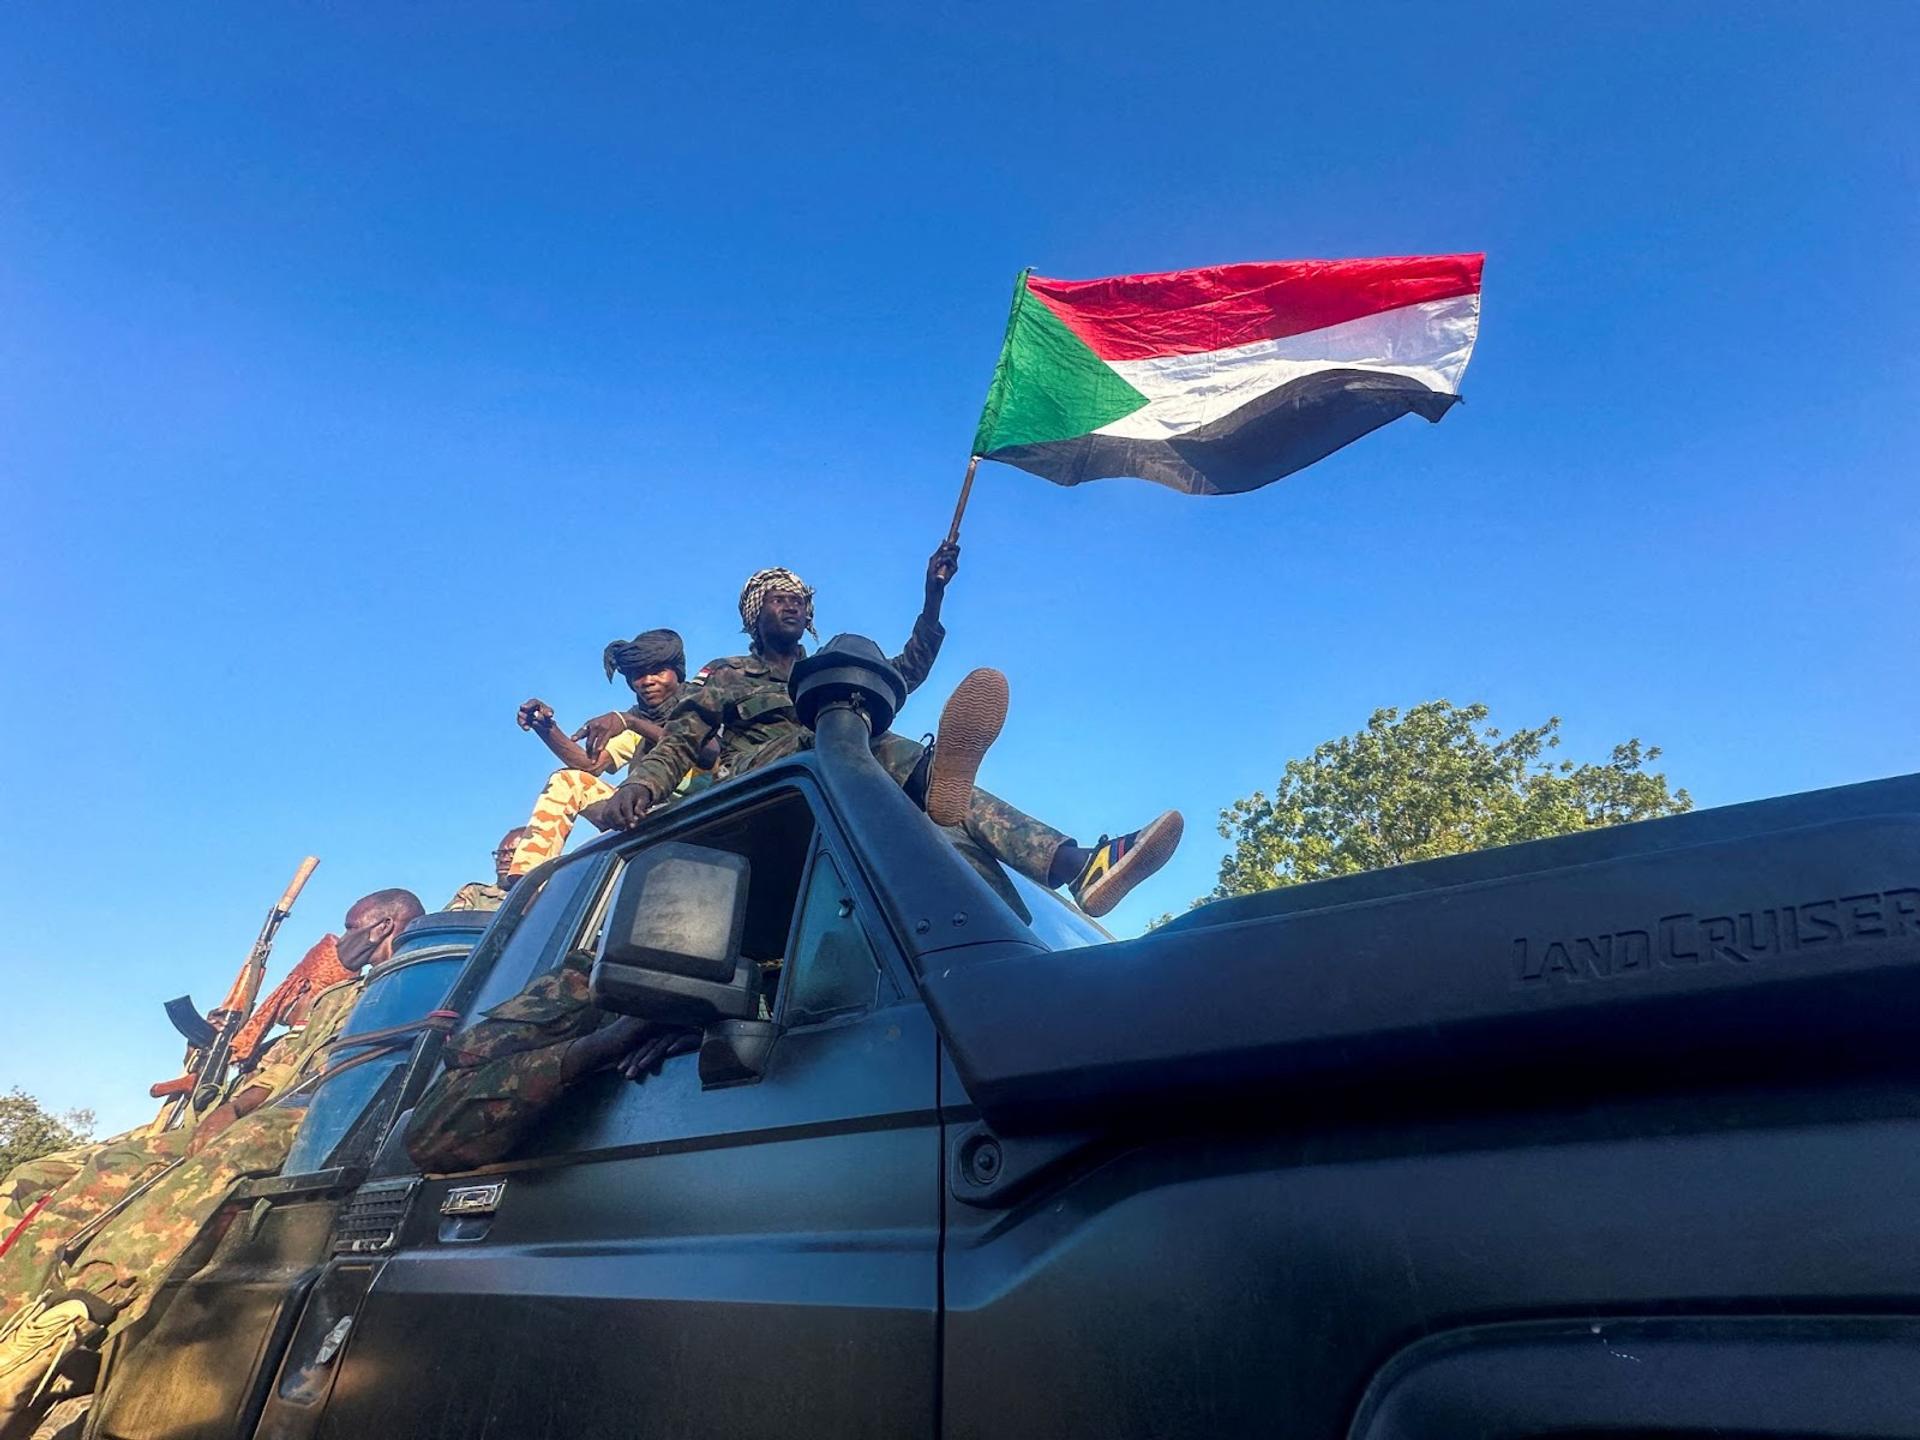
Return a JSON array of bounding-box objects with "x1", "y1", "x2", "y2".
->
[{"x1": 739, "y1": 567, "x2": 817, "y2": 642}]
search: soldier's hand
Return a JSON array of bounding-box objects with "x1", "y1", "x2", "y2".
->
[
  {"x1": 926, "y1": 540, "x2": 960, "y2": 597},
  {"x1": 560, "y1": 1015, "x2": 648, "y2": 1083},
  {"x1": 617, "y1": 1027, "x2": 700, "y2": 1083},
  {"x1": 572, "y1": 711, "x2": 629, "y2": 761},
  {"x1": 517, "y1": 698, "x2": 555, "y2": 732},
  {"x1": 578, "y1": 798, "x2": 615, "y2": 832},
  {"x1": 601, "y1": 782, "x2": 652, "y2": 830}
]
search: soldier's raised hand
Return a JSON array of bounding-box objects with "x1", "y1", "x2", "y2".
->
[
  {"x1": 926, "y1": 540, "x2": 960, "y2": 598},
  {"x1": 517, "y1": 698, "x2": 555, "y2": 732}
]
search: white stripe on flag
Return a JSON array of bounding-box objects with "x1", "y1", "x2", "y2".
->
[{"x1": 1093, "y1": 294, "x2": 1480, "y2": 441}]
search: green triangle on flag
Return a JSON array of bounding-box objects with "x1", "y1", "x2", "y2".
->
[{"x1": 972, "y1": 271, "x2": 1149, "y2": 455}]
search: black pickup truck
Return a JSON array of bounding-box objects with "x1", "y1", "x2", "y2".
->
[{"x1": 81, "y1": 638, "x2": 1920, "y2": 1439}]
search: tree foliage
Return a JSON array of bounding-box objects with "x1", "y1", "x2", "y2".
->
[
  {"x1": 1209, "y1": 700, "x2": 1691, "y2": 901},
  {"x1": 0, "y1": 1087, "x2": 95, "y2": 1176}
]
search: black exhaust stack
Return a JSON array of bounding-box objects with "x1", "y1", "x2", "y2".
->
[{"x1": 788, "y1": 634, "x2": 1043, "y2": 973}]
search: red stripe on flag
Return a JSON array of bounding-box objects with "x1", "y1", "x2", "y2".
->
[{"x1": 1026, "y1": 254, "x2": 1483, "y2": 362}]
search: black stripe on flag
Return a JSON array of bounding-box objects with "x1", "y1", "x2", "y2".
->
[{"x1": 985, "y1": 370, "x2": 1459, "y2": 497}]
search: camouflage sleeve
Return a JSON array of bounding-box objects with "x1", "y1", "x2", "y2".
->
[
  {"x1": 441, "y1": 955, "x2": 598, "y2": 1071},
  {"x1": 889, "y1": 611, "x2": 947, "y2": 695},
  {"x1": 246, "y1": 1045, "x2": 304, "y2": 1105},
  {"x1": 622, "y1": 664, "x2": 731, "y2": 803},
  {"x1": 405, "y1": 955, "x2": 603, "y2": 1171},
  {"x1": 403, "y1": 1041, "x2": 574, "y2": 1172}
]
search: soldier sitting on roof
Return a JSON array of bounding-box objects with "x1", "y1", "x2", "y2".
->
[
  {"x1": 504, "y1": 628, "x2": 717, "y2": 879},
  {"x1": 596, "y1": 550, "x2": 1182, "y2": 917}
]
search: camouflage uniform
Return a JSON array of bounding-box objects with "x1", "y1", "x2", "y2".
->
[
  {"x1": 623, "y1": 616, "x2": 1068, "y2": 885},
  {"x1": 54, "y1": 1108, "x2": 303, "y2": 1335},
  {"x1": 0, "y1": 1147, "x2": 95, "y2": 1231},
  {"x1": 0, "y1": 975, "x2": 364, "y2": 1331},
  {"x1": 445, "y1": 882, "x2": 507, "y2": 912},
  {"x1": 0, "y1": 1128, "x2": 197, "y2": 1322},
  {"x1": 507, "y1": 687, "x2": 711, "y2": 878},
  {"x1": 404, "y1": 951, "x2": 601, "y2": 1173}
]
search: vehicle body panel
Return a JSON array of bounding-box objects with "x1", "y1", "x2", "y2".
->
[{"x1": 82, "y1": 698, "x2": 1920, "y2": 1440}]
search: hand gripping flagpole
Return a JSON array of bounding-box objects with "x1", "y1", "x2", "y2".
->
[{"x1": 946, "y1": 454, "x2": 981, "y2": 545}]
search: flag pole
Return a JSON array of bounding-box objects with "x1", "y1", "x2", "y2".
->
[{"x1": 946, "y1": 455, "x2": 981, "y2": 545}]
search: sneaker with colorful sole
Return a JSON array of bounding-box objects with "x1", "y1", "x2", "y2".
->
[{"x1": 1068, "y1": 810, "x2": 1184, "y2": 918}]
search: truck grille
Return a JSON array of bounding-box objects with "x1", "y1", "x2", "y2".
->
[{"x1": 331, "y1": 1178, "x2": 419, "y2": 1255}]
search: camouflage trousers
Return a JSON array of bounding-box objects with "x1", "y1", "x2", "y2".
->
[
  {"x1": 510, "y1": 768, "x2": 615, "y2": 878},
  {"x1": 0, "y1": 1129, "x2": 191, "y2": 1325},
  {"x1": 875, "y1": 732, "x2": 1067, "y2": 885},
  {"x1": 774, "y1": 730, "x2": 1068, "y2": 886},
  {"x1": 56, "y1": 1108, "x2": 302, "y2": 1339}
]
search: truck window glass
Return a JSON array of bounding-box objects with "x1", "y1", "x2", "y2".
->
[
  {"x1": 464, "y1": 854, "x2": 606, "y2": 1019},
  {"x1": 1007, "y1": 869, "x2": 1112, "y2": 952},
  {"x1": 781, "y1": 849, "x2": 884, "y2": 1027},
  {"x1": 279, "y1": 952, "x2": 465, "y2": 1174},
  {"x1": 472, "y1": 792, "x2": 822, "y2": 1161}
]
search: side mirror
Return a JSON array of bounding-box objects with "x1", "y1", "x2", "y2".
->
[{"x1": 590, "y1": 843, "x2": 760, "y2": 1025}]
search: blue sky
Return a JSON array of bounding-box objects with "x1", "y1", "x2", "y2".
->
[{"x1": 2, "y1": 3, "x2": 1915, "y2": 1135}]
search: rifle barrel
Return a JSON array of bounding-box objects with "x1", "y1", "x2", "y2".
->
[{"x1": 152, "y1": 854, "x2": 321, "y2": 1132}]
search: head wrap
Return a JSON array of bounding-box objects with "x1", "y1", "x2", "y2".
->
[
  {"x1": 602, "y1": 628, "x2": 687, "y2": 684},
  {"x1": 739, "y1": 567, "x2": 817, "y2": 644}
]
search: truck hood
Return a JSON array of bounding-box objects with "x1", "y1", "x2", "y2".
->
[{"x1": 921, "y1": 772, "x2": 1920, "y2": 1134}]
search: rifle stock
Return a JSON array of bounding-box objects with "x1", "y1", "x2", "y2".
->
[{"x1": 150, "y1": 855, "x2": 320, "y2": 1132}]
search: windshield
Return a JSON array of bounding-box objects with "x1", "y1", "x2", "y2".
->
[
  {"x1": 463, "y1": 854, "x2": 610, "y2": 1018},
  {"x1": 279, "y1": 952, "x2": 465, "y2": 1175},
  {"x1": 1007, "y1": 869, "x2": 1111, "y2": 952},
  {"x1": 389, "y1": 917, "x2": 490, "y2": 962}
]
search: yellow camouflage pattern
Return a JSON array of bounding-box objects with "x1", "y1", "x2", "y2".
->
[
  {"x1": 509, "y1": 767, "x2": 619, "y2": 876},
  {"x1": 0, "y1": 974, "x2": 362, "y2": 1330}
]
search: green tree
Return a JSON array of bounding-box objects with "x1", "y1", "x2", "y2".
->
[
  {"x1": 0, "y1": 1087, "x2": 95, "y2": 1176},
  {"x1": 1208, "y1": 700, "x2": 1691, "y2": 901}
]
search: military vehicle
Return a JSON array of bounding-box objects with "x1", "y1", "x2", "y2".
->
[{"x1": 77, "y1": 638, "x2": 1920, "y2": 1438}]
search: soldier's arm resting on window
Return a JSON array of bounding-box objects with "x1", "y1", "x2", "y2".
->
[{"x1": 559, "y1": 1015, "x2": 649, "y2": 1082}]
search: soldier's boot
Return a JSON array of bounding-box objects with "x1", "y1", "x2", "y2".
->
[
  {"x1": 925, "y1": 669, "x2": 1010, "y2": 828},
  {"x1": 1066, "y1": 811, "x2": 1186, "y2": 918},
  {"x1": 0, "y1": 1289, "x2": 112, "y2": 1438}
]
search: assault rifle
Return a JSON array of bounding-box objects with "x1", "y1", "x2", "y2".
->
[{"x1": 149, "y1": 856, "x2": 320, "y2": 1133}]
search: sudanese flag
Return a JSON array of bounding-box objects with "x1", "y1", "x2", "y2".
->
[{"x1": 972, "y1": 253, "x2": 1483, "y2": 496}]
